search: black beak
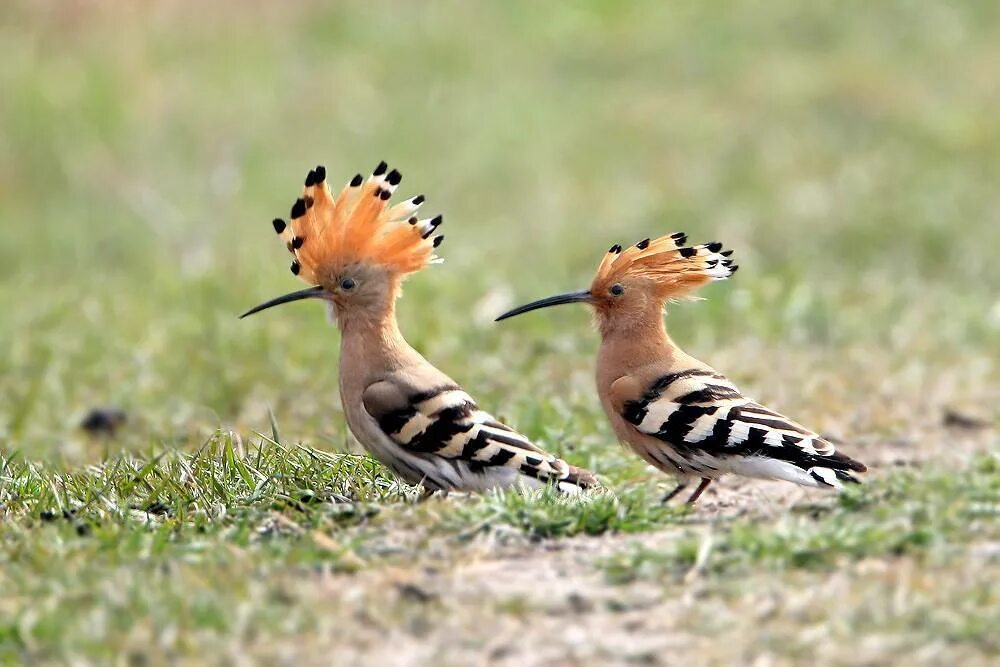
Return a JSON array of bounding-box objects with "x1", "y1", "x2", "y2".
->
[
  {"x1": 239, "y1": 285, "x2": 326, "y2": 319},
  {"x1": 494, "y1": 289, "x2": 593, "y2": 321}
]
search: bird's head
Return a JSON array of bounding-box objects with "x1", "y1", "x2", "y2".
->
[
  {"x1": 496, "y1": 232, "x2": 737, "y2": 335},
  {"x1": 241, "y1": 162, "x2": 444, "y2": 327}
]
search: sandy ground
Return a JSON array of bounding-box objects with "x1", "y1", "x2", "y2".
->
[{"x1": 237, "y1": 422, "x2": 997, "y2": 667}]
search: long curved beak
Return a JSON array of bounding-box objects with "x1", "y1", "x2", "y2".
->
[
  {"x1": 239, "y1": 285, "x2": 326, "y2": 319},
  {"x1": 495, "y1": 289, "x2": 593, "y2": 321}
]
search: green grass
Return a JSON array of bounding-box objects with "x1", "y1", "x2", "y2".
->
[
  {"x1": 1, "y1": 0, "x2": 998, "y2": 663},
  {"x1": 3, "y1": 440, "x2": 997, "y2": 663},
  {"x1": 601, "y1": 453, "x2": 1000, "y2": 583}
]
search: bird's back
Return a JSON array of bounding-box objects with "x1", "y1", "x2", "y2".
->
[
  {"x1": 605, "y1": 356, "x2": 866, "y2": 488},
  {"x1": 343, "y1": 354, "x2": 595, "y2": 493}
]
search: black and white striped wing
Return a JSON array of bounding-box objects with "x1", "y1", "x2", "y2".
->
[
  {"x1": 621, "y1": 369, "x2": 864, "y2": 485},
  {"x1": 363, "y1": 381, "x2": 572, "y2": 485}
]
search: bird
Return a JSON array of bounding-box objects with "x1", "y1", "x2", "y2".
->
[
  {"x1": 241, "y1": 161, "x2": 596, "y2": 495},
  {"x1": 495, "y1": 232, "x2": 866, "y2": 504}
]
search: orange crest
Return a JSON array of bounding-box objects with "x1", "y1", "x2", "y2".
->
[
  {"x1": 272, "y1": 162, "x2": 444, "y2": 285},
  {"x1": 591, "y1": 232, "x2": 737, "y2": 300}
]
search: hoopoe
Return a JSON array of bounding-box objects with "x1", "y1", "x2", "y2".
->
[
  {"x1": 496, "y1": 233, "x2": 866, "y2": 504},
  {"x1": 241, "y1": 162, "x2": 595, "y2": 495}
]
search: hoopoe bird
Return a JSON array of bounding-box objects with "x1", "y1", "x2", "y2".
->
[
  {"x1": 241, "y1": 162, "x2": 595, "y2": 495},
  {"x1": 496, "y1": 233, "x2": 867, "y2": 504}
]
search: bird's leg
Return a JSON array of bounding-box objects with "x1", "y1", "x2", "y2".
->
[
  {"x1": 417, "y1": 487, "x2": 438, "y2": 503},
  {"x1": 660, "y1": 481, "x2": 689, "y2": 504},
  {"x1": 686, "y1": 477, "x2": 712, "y2": 504}
]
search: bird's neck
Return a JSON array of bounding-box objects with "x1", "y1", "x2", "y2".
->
[
  {"x1": 337, "y1": 299, "x2": 423, "y2": 380},
  {"x1": 596, "y1": 304, "x2": 684, "y2": 387}
]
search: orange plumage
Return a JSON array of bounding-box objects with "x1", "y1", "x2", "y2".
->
[
  {"x1": 591, "y1": 232, "x2": 738, "y2": 302},
  {"x1": 274, "y1": 162, "x2": 443, "y2": 286}
]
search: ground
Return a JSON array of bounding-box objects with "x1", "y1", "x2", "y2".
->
[{"x1": 1, "y1": 1, "x2": 998, "y2": 665}]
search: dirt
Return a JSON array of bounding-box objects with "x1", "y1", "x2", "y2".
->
[{"x1": 248, "y1": 422, "x2": 997, "y2": 667}]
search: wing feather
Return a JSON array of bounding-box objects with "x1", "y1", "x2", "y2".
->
[
  {"x1": 363, "y1": 377, "x2": 591, "y2": 488},
  {"x1": 620, "y1": 370, "x2": 866, "y2": 478}
]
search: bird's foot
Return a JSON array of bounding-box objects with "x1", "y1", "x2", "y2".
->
[
  {"x1": 660, "y1": 482, "x2": 689, "y2": 504},
  {"x1": 685, "y1": 478, "x2": 712, "y2": 504}
]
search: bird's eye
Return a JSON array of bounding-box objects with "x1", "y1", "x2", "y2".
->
[
  {"x1": 609, "y1": 283, "x2": 624, "y2": 296},
  {"x1": 340, "y1": 277, "x2": 356, "y2": 290}
]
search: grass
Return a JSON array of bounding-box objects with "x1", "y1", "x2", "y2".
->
[
  {"x1": 601, "y1": 453, "x2": 1000, "y2": 583},
  {"x1": 3, "y1": 440, "x2": 997, "y2": 663},
  {"x1": 1, "y1": 0, "x2": 998, "y2": 664}
]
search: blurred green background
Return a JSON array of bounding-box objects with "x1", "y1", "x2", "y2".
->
[
  {"x1": 2, "y1": 2, "x2": 999, "y2": 664},
  {"x1": 1, "y1": 0, "x2": 997, "y2": 459}
]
